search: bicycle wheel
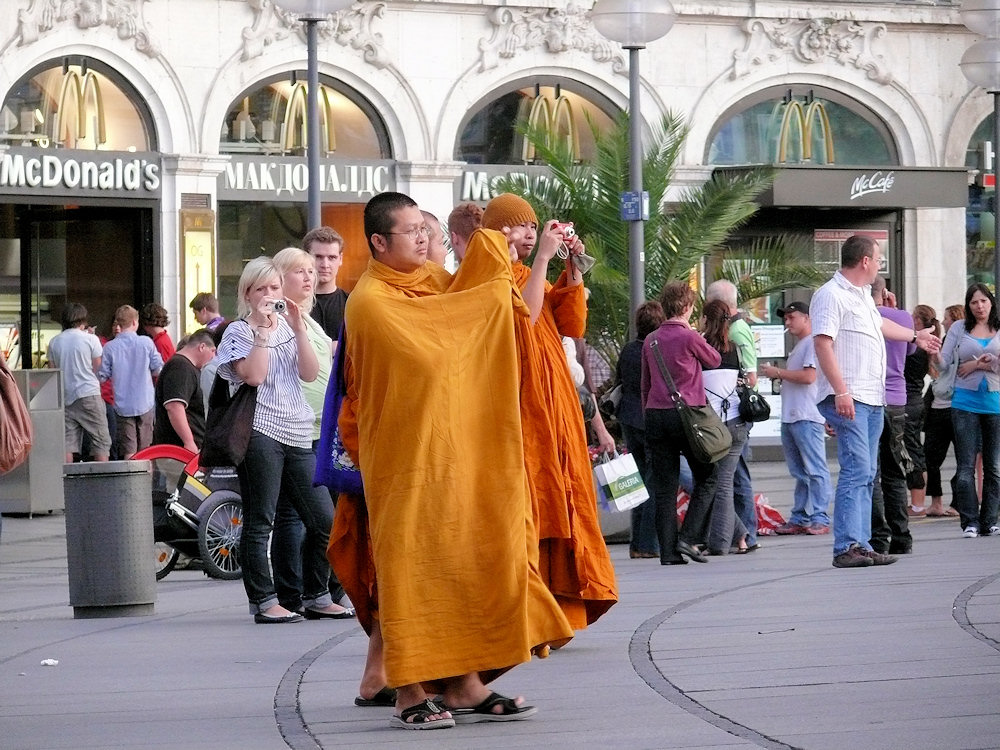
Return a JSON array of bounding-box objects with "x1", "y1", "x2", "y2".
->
[
  {"x1": 197, "y1": 494, "x2": 243, "y2": 580},
  {"x1": 154, "y1": 542, "x2": 180, "y2": 581}
]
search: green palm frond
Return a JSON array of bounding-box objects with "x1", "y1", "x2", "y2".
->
[{"x1": 488, "y1": 110, "x2": 810, "y2": 364}]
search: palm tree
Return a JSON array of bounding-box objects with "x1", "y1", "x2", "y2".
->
[{"x1": 492, "y1": 112, "x2": 826, "y2": 371}]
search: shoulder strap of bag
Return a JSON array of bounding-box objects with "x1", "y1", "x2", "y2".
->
[{"x1": 650, "y1": 339, "x2": 684, "y2": 407}]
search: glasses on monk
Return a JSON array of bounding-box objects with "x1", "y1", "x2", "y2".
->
[{"x1": 383, "y1": 225, "x2": 431, "y2": 241}]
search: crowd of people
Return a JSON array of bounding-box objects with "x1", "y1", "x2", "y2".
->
[
  {"x1": 620, "y1": 232, "x2": 994, "y2": 574},
  {"x1": 47, "y1": 201, "x2": 998, "y2": 731}
]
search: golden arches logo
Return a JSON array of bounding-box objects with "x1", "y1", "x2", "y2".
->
[
  {"x1": 773, "y1": 99, "x2": 834, "y2": 164},
  {"x1": 55, "y1": 70, "x2": 106, "y2": 146},
  {"x1": 283, "y1": 82, "x2": 336, "y2": 153},
  {"x1": 521, "y1": 93, "x2": 580, "y2": 163}
]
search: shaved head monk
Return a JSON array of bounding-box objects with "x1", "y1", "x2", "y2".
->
[{"x1": 328, "y1": 191, "x2": 573, "y2": 730}]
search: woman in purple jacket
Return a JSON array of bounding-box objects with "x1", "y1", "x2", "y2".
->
[{"x1": 641, "y1": 282, "x2": 722, "y2": 565}]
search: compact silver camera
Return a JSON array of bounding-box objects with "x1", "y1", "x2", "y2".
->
[{"x1": 271, "y1": 299, "x2": 287, "y2": 314}]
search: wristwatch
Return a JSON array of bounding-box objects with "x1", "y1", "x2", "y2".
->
[{"x1": 910, "y1": 330, "x2": 917, "y2": 344}]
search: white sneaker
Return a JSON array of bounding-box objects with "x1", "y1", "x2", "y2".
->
[
  {"x1": 988, "y1": 526, "x2": 1000, "y2": 536},
  {"x1": 963, "y1": 526, "x2": 979, "y2": 538}
]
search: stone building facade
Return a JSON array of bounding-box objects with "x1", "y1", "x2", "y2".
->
[{"x1": 0, "y1": 0, "x2": 983, "y2": 366}]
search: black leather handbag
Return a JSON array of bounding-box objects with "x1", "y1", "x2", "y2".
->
[
  {"x1": 201, "y1": 373, "x2": 257, "y2": 467},
  {"x1": 736, "y1": 352, "x2": 771, "y2": 423}
]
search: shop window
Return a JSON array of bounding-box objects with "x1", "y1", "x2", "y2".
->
[
  {"x1": 966, "y1": 115, "x2": 996, "y2": 287},
  {"x1": 1, "y1": 57, "x2": 155, "y2": 151},
  {"x1": 707, "y1": 87, "x2": 896, "y2": 167},
  {"x1": 456, "y1": 83, "x2": 618, "y2": 165},
  {"x1": 219, "y1": 75, "x2": 389, "y2": 158}
]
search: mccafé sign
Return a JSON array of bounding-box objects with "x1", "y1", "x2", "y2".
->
[{"x1": 850, "y1": 171, "x2": 895, "y2": 201}]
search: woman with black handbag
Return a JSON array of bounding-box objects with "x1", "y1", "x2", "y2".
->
[
  {"x1": 700, "y1": 300, "x2": 752, "y2": 555},
  {"x1": 641, "y1": 282, "x2": 722, "y2": 565},
  {"x1": 215, "y1": 256, "x2": 341, "y2": 624}
]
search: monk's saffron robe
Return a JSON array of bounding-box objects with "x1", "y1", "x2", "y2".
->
[
  {"x1": 332, "y1": 229, "x2": 573, "y2": 687},
  {"x1": 511, "y1": 263, "x2": 618, "y2": 629}
]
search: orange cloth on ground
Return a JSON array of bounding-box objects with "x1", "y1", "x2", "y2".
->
[
  {"x1": 334, "y1": 229, "x2": 573, "y2": 688},
  {"x1": 512, "y1": 262, "x2": 619, "y2": 628}
]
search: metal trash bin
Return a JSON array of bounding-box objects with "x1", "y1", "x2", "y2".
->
[{"x1": 64, "y1": 460, "x2": 156, "y2": 618}]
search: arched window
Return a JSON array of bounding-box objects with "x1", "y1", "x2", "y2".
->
[
  {"x1": 456, "y1": 82, "x2": 619, "y2": 165},
  {"x1": 965, "y1": 115, "x2": 996, "y2": 285},
  {"x1": 219, "y1": 74, "x2": 390, "y2": 158},
  {"x1": 707, "y1": 86, "x2": 897, "y2": 166},
  {"x1": 1, "y1": 56, "x2": 155, "y2": 151}
]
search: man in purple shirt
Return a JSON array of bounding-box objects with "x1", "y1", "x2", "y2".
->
[{"x1": 871, "y1": 276, "x2": 916, "y2": 555}]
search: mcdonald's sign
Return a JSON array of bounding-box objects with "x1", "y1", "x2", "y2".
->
[
  {"x1": 54, "y1": 69, "x2": 106, "y2": 147},
  {"x1": 773, "y1": 99, "x2": 834, "y2": 165},
  {"x1": 521, "y1": 92, "x2": 580, "y2": 163},
  {"x1": 282, "y1": 82, "x2": 336, "y2": 153}
]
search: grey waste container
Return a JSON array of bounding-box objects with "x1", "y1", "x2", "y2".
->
[{"x1": 64, "y1": 460, "x2": 156, "y2": 618}]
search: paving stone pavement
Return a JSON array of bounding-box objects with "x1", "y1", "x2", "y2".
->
[{"x1": 2, "y1": 458, "x2": 999, "y2": 750}]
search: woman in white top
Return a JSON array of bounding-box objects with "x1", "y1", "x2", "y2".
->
[
  {"x1": 268, "y1": 247, "x2": 352, "y2": 619},
  {"x1": 700, "y1": 299, "x2": 751, "y2": 555},
  {"x1": 216, "y1": 256, "x2": 339, "y2": 624}
]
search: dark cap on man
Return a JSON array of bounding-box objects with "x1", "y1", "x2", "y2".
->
[{"x1": 776, "y1": 301, "x2": 809, "y2": 317}]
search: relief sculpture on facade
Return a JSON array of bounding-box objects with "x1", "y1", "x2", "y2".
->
[
  {"x1": 731, "y1": 17, "x2": 892, "y2": 85},
  {"x1": 16, "y1": 0, "x2": 159, "y2": 56},
  {"x1": 478, "y1": 4, "x2": 625, "y2": 75},
  {"x1": 241, "y1": 0, "x2": 389, "y2": 70}
]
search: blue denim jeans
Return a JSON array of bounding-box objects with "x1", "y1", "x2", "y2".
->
[
  {"x1": 951, "y1": 408, "x2": 1000, "y2": 531},
  {"x1": 817, "y1": 396, "x2": 883, "y2": 555},
  {"x1": 707, "y1": 419, "x2": 751, "y2": 554},
  {"x1": 272, "y1": 440, "x2": 345, "y2": 611},
  {"x1": 237, "y1": 431, "x2": 335, "y2": 614},
  {"x1": 732, "y1": 440, "x2": 757, "y2": 545},
  {"x1": 622, "y1": 423, "x2": 658, "y2": 556},
  {"x1": 780, "y1": 421, "x2": 832, "y2": 527}
]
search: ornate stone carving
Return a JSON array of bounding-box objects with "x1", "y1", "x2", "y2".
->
[
  {"x1": 478, "y1": 4, "x2": 625, "y2": 75},
  {"x1": 731, "y1": 18, "x2": 892, "y2": 85},
  {"x1": 241, "y1": 0, "x2": 390, "y2": 70},
  {"x1": 17, "y1": 0, "x2": 159, "y2": 56}
]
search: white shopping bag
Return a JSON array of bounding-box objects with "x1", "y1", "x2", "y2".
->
[{"x1": 593, "y1": 452, "x2": 649, "y2": 513}]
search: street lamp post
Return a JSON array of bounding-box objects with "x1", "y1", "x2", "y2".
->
[
  {"x1": 591, "y1": 0, "x2": 675, "y2": 330},
  {"x1": 961, "y1": 0, "x2": 1000, "y2": 288},
  {"x1": 272, "y1": 0, "x2": 353, "y2": 230}
]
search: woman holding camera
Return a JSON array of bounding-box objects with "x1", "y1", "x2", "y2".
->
[{"x1": 216, "y1": 255, "x2": 339, "y2": 624}]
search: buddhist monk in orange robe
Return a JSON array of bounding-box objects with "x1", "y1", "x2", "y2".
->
[
  {"x1": 332, "y1": 192, "x2": 573, "y2": 730},
  {"x1": 481, "y1": 193, "x2": 619, "y2": 631}
]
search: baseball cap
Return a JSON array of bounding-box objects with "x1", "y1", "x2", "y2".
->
[{"x1": 776, "y1": 301, "x2": 809, "y2": 317}]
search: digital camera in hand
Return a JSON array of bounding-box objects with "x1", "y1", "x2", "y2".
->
[
  {"x1": 271, "y1": 299, "x2": 287, "y2": 314},
  {"x1": 554, "y1": 222, "x2": 575, "y2": 238}
]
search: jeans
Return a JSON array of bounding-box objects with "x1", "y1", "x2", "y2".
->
[
  {"x1": 817, "y1": 396, "x2": 883, "y2": 556},
  {"x1": 272, "y1": 439, "x2": 345, "y2": 611},
  {"x1": 645, "y1": 408, "x2": 718, "y2": 563},
  {"x1": 924, "y1": 406, "x2": 956, "y2": 499},
  {"x1": 732, "y1": 440, "x2": 757, "y2": 546},
  {"x1": 951, "y1": 408, "x2": 1000, "y2": 531},
  {"x1": 780, "y1": 420, "x2": 832, "y2": 527},
  {"x1": 871, "y1": 405, "x2": 913, "y2": 553},
  {"x1": 237, "y1": 431, "x2": 335, "y2": 614},
  {"x1": 622, "y1": 423, "x2": 658, "y2": 556},
  {"x1": 707, "y1": 419, "x2": 751, "y2": 554}
]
